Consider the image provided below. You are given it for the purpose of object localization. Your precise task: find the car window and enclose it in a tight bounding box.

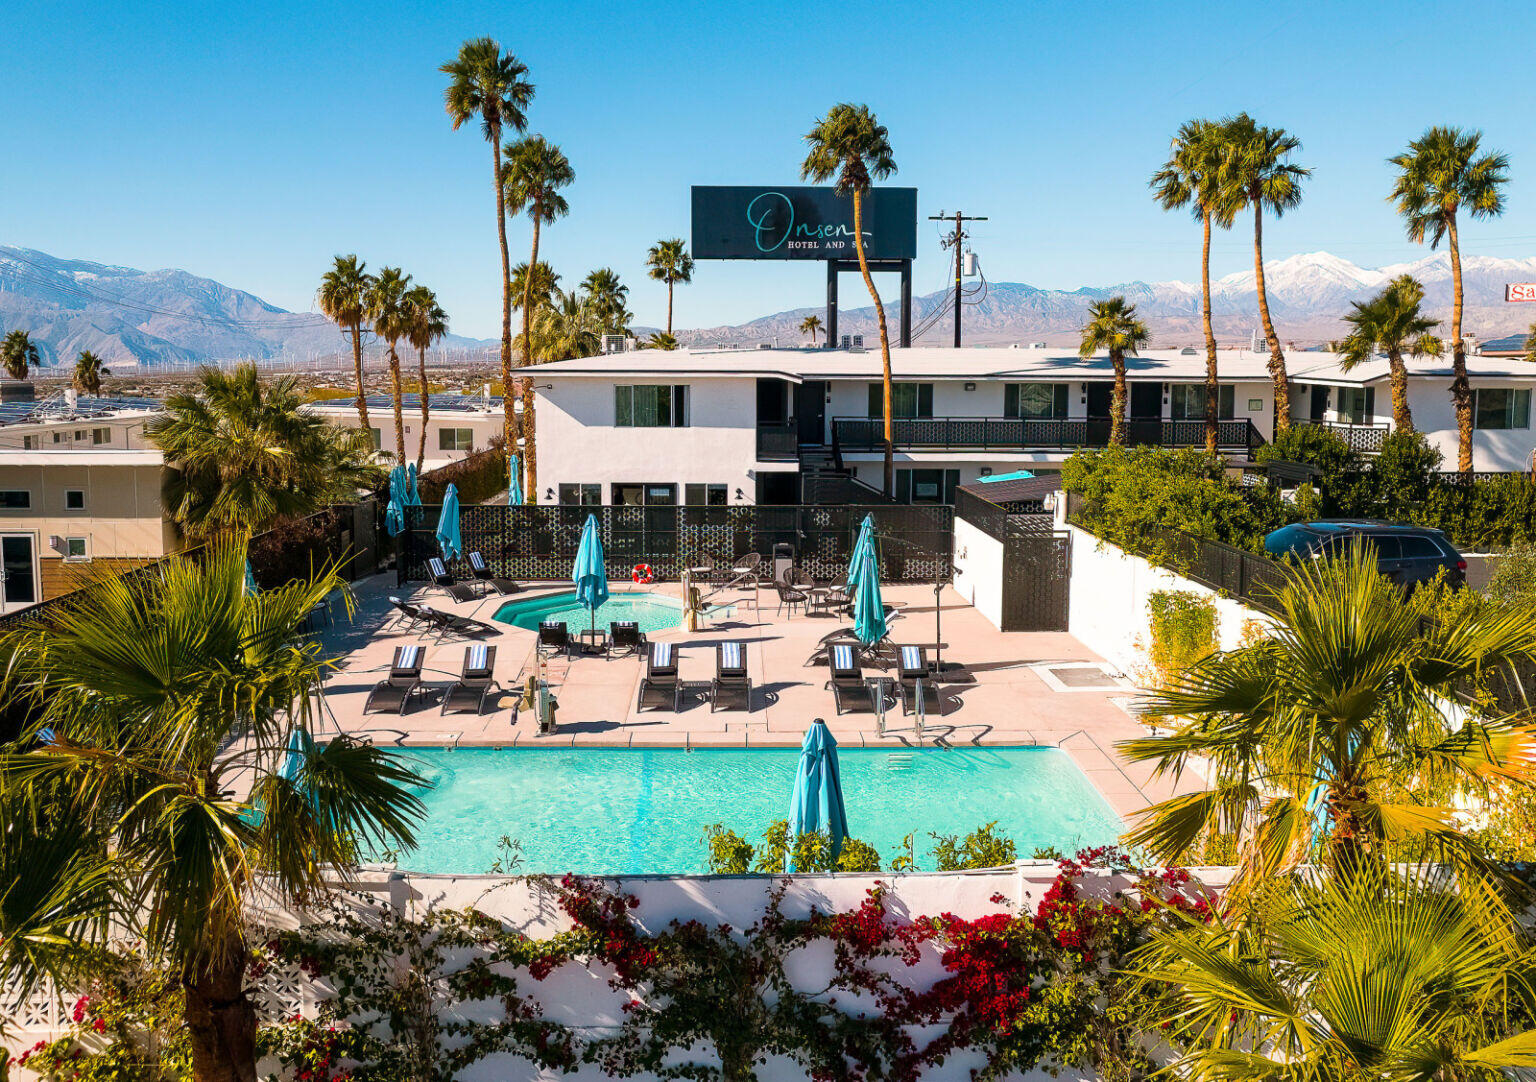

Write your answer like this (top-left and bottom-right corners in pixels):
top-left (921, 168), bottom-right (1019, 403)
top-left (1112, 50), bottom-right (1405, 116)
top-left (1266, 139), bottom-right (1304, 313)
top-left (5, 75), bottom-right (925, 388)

top-left (1398, 536), bottom-right (1443, 559)
top-left (1366, 536), bottom-right (1402, 560)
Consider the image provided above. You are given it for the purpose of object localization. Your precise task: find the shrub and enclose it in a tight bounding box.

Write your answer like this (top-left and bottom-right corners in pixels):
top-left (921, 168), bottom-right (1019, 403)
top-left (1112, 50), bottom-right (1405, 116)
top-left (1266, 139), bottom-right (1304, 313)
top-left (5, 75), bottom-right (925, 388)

top-left (931, 821), bottom-right (1018, 870)
top-left (702, 823), bottom-right (754, 874)
top-left (417, 438), bottom-right (508, 505)
top-left (1144, 590), bottom-right (1218, 691)
top-left (1256, 424), bottom-right (1361, 485)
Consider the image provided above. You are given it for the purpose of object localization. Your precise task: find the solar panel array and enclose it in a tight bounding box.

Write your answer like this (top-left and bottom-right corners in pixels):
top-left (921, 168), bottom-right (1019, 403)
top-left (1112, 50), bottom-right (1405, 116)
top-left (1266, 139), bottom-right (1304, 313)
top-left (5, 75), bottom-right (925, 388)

top-left (0, 395), bottom-right (163, 427)
top-left (354, 394), bottom-right (505, 411)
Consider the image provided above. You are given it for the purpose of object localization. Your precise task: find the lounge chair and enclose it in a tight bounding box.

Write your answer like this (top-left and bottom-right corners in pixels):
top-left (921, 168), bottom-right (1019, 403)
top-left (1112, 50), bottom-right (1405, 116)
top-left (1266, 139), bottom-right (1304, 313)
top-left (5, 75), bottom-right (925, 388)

top-left (538, 621), bottom-right (572, 660)
top-left (710, 642), bottom-right (751, 712)
top-left (826, 643), bottom-right (877, 715)
top-left (609, 620), bottom-right (647, 659)
top-left (416, 603), bottom-right (499, 642)
top-left (427, 557), bottom-right (481, 603)
top-left (896, 645), bottom-right (940, 716)
top-left (364, 645), bottom-right (425, 714)
top-left (442, 644), bottom-right (499, 714)
top-left (386, 595), bottom-right (435, 632)
top-left (637, 641), bottom-right (681, 711)
top-left (467, 551), bottom-right (521, 596)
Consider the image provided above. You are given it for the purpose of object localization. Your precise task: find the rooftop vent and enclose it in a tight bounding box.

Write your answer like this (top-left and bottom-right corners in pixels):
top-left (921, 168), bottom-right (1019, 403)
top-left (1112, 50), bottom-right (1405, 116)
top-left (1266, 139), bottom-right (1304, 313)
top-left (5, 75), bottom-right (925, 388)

top-left (1180, 347), bottom-right (1199, 355)
top-left (758, 342), bottom-right (773, 350)
top-left (601, 334), bottom-right (627, 354)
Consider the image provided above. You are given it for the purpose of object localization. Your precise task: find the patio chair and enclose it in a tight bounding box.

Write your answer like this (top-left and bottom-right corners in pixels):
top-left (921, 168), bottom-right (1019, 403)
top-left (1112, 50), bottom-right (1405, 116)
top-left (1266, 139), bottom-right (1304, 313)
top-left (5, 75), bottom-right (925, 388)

top-left (414, 603), bottom-right (499, 643)
top-left (710, 642), bottom-right (751, 712)
top-left (427, 556), bottom-right (480, 603)
top-left (364, 645), bottom-right (425, 714)
top-left (773, 580), bottom-right (808, 618)
top-left (609, 620), bottom-right (647, 659)
top-left (826, 643), bottom-right (876, 715)
top-left (441, 644), bottom-right (499, 714)
top-left (386, 595), bottom-right (434, 632)
top-left (637, 641), bottom-right (681, 711)
top-left (467, 551), bottom-right (521, 596)
top-left (538, 621), bottom-right (572, 660)
top-left (896, 645), bottom-right (940, 716)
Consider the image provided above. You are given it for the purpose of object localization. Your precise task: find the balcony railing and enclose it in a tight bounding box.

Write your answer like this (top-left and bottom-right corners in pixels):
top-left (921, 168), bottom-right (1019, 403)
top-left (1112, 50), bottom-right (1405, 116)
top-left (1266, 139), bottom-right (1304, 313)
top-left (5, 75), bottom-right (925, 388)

top-left (831, 416), bottom-right (1264, 455)
top-left (755, 421), bottom-right (799, 460)
top-left (1297, 420), bottom-right (1390, 454)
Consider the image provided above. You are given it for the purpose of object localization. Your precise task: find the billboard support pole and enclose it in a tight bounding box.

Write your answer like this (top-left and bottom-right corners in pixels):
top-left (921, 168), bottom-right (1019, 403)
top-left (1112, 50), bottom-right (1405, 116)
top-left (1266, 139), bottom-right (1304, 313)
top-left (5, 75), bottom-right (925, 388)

top-left (900, 259), bottom-right (912, 348)
top-left (827, 261), bottom-right (838, 349)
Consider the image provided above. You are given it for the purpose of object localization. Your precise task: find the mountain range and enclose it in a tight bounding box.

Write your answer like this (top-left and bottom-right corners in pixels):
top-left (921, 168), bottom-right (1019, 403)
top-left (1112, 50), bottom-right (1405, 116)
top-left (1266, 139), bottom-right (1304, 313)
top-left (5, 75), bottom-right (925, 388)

top-left (2, 244), bottom-right (1534, 366)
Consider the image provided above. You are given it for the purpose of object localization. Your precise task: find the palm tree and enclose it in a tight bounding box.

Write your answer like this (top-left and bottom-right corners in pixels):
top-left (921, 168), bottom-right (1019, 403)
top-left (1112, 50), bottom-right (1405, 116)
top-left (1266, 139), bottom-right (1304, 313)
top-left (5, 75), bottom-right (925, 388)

top-left (1120, 546), bottom-right (1536, 894)
top-left (644, 331), bottom-right (679, 351)
top-left (1220, 113), bottom-right (1309, 435)
top-left (0, 543), bottom-right (424, 1082)
top-left (316, 254), bottom-right (377, 433)
top-left (645, 238), bottom-right (694, 337)
top-left (1140, 866), bottom-right (1536, 1080)
top-left (799, 314), bottom-right (823, 346)
top-left (365, 267), bottom-right (413, 464)
top-left (531, 288), bottom-right (602, 362)
top-left (1525, 322), bottom-right (1536, 364)
top-left (801, 103), bottom-right (898, 494)
top-left (147, 364), bottom-right (382, 539)
top-left (1151, 119), bottom-right (1231, 454)
top-left (1078, 297), bottom-right (1150, 446)
top-left (503, 135), bottom-right (573, 504)
top-left (2, 329), bottom-right (40, 380)
top-left (581, 267), bottom-right (630, 335)
top-left (404, 285), bottom-right (449, 472)
top-left (1389, 126), bottom-right (1509, 471)
top-left (441, 38), bottom-right (534, 462)
top-left (1339, 274), bottom-right (1443, 432)
top-left (71, 349), bottom-right (110, 395)
top-left (510, 261), bottom-right (560, 318)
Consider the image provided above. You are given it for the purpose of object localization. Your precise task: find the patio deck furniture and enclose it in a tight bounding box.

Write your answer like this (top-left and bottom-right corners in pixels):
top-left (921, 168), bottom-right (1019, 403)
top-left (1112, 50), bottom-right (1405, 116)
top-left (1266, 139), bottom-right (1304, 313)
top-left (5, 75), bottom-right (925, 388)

top-left (386, 595), bottom-right (435, 632)
top-left (826, 643), bottom-right (878, 714)
top-left (773, 580), bottom-right (808, 618)
top-left (467, 551), bottom-right (521, 596)
top-left (427, 556), bottom-right (481, 603)
top-left (442, 644), bottom-right (499, 715)
top-left (364, 645), bottom-right (425, 714)
top-left (896, 645), bottom-right (940, 716)
top-left (538, 621), bottom-right (573, 660)
top-left (710, 642), bottom-right (751, 712)
top-left (637, 641), bottom-right (681, 711)
top-left (609, 620), bottom-right (647, 659)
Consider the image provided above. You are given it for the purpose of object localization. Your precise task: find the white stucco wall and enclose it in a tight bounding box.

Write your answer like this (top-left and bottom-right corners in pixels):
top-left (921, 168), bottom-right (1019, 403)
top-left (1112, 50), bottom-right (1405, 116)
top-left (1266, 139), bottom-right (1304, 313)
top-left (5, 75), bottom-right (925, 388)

top-left (951, 516), bottom-right (1006, 629)
top-left (1405, 378), bottom-right (1536, 472)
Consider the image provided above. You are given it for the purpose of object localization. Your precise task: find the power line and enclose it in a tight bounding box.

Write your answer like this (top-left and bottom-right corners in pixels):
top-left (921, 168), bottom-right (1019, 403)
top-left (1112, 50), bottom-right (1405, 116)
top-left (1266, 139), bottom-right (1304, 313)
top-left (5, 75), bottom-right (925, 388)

top-left (928, 210), bottom-right (988, 346)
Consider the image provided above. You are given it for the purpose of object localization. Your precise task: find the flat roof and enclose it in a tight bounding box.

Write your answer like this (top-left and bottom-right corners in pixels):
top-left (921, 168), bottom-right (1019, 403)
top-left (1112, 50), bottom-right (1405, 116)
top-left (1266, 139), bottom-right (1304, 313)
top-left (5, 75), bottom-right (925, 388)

top-left (0, 395), bottom-right (162, 428)
top-left (0, 449), bottom-right (164, 466)
top-left (305, 394), bottom-right (510, 414)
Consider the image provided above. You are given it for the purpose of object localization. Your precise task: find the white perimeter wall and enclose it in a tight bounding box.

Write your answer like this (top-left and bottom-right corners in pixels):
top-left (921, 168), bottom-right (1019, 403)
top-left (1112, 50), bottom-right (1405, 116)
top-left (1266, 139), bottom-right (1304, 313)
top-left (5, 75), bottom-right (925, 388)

top-left (1406, 378), bottom-right (1536, 472)
top-left (952, 516), bottom-right (1005, 629)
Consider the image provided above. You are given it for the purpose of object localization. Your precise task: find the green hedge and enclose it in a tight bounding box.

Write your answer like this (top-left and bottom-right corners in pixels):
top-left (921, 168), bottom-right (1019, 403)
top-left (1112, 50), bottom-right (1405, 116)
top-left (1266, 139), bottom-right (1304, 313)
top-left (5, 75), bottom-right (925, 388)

top-left (417, 439), bottom-right (508, 505)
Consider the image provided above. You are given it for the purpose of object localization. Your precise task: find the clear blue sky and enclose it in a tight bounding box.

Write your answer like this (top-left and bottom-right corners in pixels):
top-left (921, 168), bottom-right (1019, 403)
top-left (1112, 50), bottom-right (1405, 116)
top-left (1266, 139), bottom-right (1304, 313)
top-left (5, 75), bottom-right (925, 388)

top-left (3, 0), bottom-right (1534, 338)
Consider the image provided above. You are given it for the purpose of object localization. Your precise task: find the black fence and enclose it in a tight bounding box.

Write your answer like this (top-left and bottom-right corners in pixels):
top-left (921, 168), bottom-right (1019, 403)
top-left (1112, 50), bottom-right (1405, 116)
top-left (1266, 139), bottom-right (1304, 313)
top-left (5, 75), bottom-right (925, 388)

top-left (954, 486), bottom-right (1069, 630)
top-left (834, 416), bottom-right (1264, 456)
top-left (400, 503), bottom-right (954, 585)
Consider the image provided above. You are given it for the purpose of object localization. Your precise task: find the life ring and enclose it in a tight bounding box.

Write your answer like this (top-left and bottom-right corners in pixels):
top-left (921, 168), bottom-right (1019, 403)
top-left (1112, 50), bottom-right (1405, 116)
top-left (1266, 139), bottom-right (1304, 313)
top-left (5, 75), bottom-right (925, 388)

top-left (632, 563), bottom-right (655, 584)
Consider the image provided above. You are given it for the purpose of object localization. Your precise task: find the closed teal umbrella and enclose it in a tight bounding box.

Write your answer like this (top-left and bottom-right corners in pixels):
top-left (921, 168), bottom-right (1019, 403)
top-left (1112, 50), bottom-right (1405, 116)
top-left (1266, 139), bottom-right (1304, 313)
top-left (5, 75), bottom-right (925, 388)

top-left (788, 719), bottom-right (848, 869)
top-left (384, 464), bottom-right (406, 537)
top-left (509, 452), bottom-right (524, 506)
top-left (846, 513), bottom-right (877, 589)
top-left (405, 462), bottom-right (423, 506)
top-left (572, 513), bottom-right (609, 634)
top-left (850, 546), bottom-right (888, 647)
top-left (436, 482), bottom-right (463, 561)
top-left (243, 559), bottom-right (258, 596)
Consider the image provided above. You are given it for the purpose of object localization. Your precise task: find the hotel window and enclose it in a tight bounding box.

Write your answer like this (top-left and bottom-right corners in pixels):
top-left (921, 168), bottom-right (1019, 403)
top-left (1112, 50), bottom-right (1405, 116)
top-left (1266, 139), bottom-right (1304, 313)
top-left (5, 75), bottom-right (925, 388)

top-left (0, 491), bottom-right (30, 509)
top-left (684, 483), bottom-right (729, 506)
top-left (896, 468), bottom-right (959, 505)
top-left (1336, 387), bottom-right (1375, 426)
top-left (22, 435), bottom-right (36, 450)
top-left (92, 428), bottom-right (111, 445)
top-left (556, 483), bottom-right (602, 505)
top-left (65, 489), bottom-right (85, 510)
top-left (438, 427), bottom-right (474, 451)
top-left (1003, 383), bottom-right (1069, 420)
top-left (52, 431), bottom-right (62, 444)
top-left (64, 537), bottom-right (87, 560)
top-left (868, 382), bottom-right (933, 419)
top-left (1170, 384), bottom-right (1235, 420)
top-left (615, 385), bottom-right (689, 427)
top-left (1474, 388), bottom-right (1531, 430)
top-left (73, 429), bottom-right (87, 442)
top-left (369, 428), bottom-right (382, 450)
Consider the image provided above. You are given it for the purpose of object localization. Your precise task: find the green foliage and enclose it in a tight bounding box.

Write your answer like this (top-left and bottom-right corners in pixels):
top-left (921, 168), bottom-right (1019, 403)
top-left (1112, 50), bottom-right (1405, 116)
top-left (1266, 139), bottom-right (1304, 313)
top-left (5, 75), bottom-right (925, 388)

top-left (707, 819), bottom-right (1014, 873)
top-left (416, 440), bottom-right (508, 504)
top-left (931, 821), bottom-right (1018, 871)
top-left (1487, 543), bottom-right (1536, 605)
top-left (1145, 590), bottom-right (1218, 689)
top-left (702, 823), bottom-right (754, 874)
top-left (835, 838), bottom-right (883, 872)
top-left (1255, 423), bottom-right (1361, 483)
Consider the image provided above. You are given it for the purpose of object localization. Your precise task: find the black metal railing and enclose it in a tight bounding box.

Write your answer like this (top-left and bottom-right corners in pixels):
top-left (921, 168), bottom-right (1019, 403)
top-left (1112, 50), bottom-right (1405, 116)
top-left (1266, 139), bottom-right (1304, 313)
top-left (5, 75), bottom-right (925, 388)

top-left (1299, 420), bottom-right (1390, 454)
top-left (755, 421), bottom-right (799, 460)
top-left (832, 416), bottom-right (1263, 455)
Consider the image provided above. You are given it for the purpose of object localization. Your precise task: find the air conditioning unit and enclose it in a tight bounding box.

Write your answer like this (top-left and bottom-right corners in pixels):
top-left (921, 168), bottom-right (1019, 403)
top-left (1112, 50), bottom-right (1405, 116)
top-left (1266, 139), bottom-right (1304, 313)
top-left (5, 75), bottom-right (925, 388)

top-left (840, 335), bottom-right (852, 350)
top-left (852, 334), bottom-right (865, 349)
top-left (602, 334), bottom-right (627, 354)
top-left (758, 342), bottom-right (773, 350)
top-left (1180, 347), bottom-right (1198, 355)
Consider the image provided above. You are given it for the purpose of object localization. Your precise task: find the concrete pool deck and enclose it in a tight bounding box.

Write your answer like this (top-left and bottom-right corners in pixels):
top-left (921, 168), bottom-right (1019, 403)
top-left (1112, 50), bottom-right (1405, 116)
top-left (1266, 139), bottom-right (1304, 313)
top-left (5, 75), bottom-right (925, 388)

top-left (314, 573), bottom-right (1202, 822)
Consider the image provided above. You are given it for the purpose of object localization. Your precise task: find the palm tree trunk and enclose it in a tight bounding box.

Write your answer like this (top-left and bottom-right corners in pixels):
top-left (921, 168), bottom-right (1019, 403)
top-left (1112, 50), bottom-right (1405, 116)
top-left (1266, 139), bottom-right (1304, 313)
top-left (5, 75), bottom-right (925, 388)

top-left (1388, 348), bottom-right (1413, 431)
top-left (852, 190), bottom-right (895, 497)
top-left (1110, 350), bottom-right (1127, 446)
top-left (666, 280), bottom-right (674, 337)
top-left (1253, 202), bottom-right (1290, 435)
top-left (183, 951), bottom-right (258, 1082)
top-left (415, 345), bottom-right (430, 472)
top-left (1200, 210), bottom-right (1219, 455)
top-left (350, 323), bottom-right (370, 434)
top-left (492, 122), bottom-right (517, 484)
top-left (521, 215), bottom-right (541, 503)
top-left (386, 343), bottom-right (406, 464)
top-left (1448, 215), bottom-right (1472, 472)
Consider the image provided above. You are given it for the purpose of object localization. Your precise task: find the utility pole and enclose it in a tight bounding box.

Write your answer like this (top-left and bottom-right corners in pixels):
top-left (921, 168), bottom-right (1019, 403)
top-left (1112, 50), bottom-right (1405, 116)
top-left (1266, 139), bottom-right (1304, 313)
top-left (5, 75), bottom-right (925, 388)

top-left (928, 210), bottom-right (987, 347)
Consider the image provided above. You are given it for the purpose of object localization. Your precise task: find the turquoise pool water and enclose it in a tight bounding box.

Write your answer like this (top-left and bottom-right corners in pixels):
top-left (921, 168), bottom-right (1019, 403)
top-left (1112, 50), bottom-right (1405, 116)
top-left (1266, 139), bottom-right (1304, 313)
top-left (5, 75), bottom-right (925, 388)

top-left (389, 747), bottom-right (1123, 875)
top-left (493, 590), bottom-right (683, 635)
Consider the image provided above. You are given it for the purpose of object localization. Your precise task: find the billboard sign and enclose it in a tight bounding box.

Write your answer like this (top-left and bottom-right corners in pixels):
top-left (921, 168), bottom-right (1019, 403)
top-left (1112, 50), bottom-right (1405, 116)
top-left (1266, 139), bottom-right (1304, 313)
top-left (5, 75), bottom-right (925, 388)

top-left (691, 185), bottom-right (918, 261)
top-left (1507, 283), bottom-right (1536, 302)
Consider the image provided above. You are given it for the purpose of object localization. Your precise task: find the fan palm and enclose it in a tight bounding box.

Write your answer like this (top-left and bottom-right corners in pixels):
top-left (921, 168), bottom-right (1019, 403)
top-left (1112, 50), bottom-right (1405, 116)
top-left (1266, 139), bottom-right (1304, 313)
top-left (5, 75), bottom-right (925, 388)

top-left (645, 238), bottom-right (693, 337)
top-left (1138, 865), bottom-right (1536, 1081)
top-left (1525, 322), bottom-right (1536, 364)
top-left (581, 267), bottom-right (630, 335)
top-left (503, 135), bottom-right (573, 504)
top-left (1120, 545), bottom-right (1536, 898)
top-left (801, 103), bottom-right (898, 494)
top-left (1220, 113), bottom-right (1309, 435)
top-left (71, 349), bottom-right (110, 395)
top-left (799, 314), bottom-right (823, 346)
top-left (146, 363), bottom-right (382, 539)
top-left (2, 329), bottom-right (40, 380)
top-left (0, 543), bottom-right (425, 1082)
top-left (441, 38), bottom-right (534, 457)
top-left (644, 331), bottom-right (679, 351)
top-left (1389, 126), bottom-right (1509, 471)
top-left (531, 288), bottom-right (602, 362)
top-left (1151, 119), bottom-right (1232, 454)
top-left (316, 254), bottom-right (377, 433)
top-left (404, 285), bottom-right (449, 472)
top-left (365, 267), bottom-right (413, 464)
top-left (1079, 296), bottom-right (1150, 446)
top-left (511, 261), bottom-right (560, 316)
top-left (1339, 275), bottom-right (1443, 432)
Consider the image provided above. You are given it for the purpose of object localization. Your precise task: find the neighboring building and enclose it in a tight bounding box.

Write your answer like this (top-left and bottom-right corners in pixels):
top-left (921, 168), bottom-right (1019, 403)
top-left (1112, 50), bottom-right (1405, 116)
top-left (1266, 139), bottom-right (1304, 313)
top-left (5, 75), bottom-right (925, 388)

top-left (305, 393), bottom-right (515, 469)
top-left (1478, 332), bottom-right (1531, 359)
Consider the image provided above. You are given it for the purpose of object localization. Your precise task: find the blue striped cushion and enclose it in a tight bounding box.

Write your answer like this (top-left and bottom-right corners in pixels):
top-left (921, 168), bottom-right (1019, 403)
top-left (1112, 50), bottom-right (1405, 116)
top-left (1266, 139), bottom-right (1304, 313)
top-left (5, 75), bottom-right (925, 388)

top-left (721, 642), bottom-right (743, 670)
top-left (428, 557), bottom-right (447, 579)
top-left (652, 642), bottom-right (673, 668)
top-left (396, 645), bottom-right (422, 671)
top-left (541, 621), bottom-right (565, 636)
top-left (467, 644), bottom-right (489, 672)
top-left (901, 646), bottom-right (924, 673)
top-left (468, 552), bottom-right (487, 571)
top-left (832, 644), bottom-right (855, 672)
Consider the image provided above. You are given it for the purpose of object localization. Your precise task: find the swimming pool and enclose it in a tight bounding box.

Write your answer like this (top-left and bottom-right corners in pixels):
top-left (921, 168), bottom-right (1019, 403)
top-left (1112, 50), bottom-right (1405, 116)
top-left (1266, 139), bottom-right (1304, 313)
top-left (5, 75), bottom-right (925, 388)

top-left (493, 590), bottom-right (683, 635)
top-left (387, 747), bottom-right (1123, 875)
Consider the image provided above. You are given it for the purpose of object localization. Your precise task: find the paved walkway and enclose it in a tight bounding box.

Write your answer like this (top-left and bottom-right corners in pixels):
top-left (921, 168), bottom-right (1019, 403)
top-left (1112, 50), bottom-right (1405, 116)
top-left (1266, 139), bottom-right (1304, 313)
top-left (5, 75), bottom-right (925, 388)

top-left (314, 573), bottom-right (1200, 820)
